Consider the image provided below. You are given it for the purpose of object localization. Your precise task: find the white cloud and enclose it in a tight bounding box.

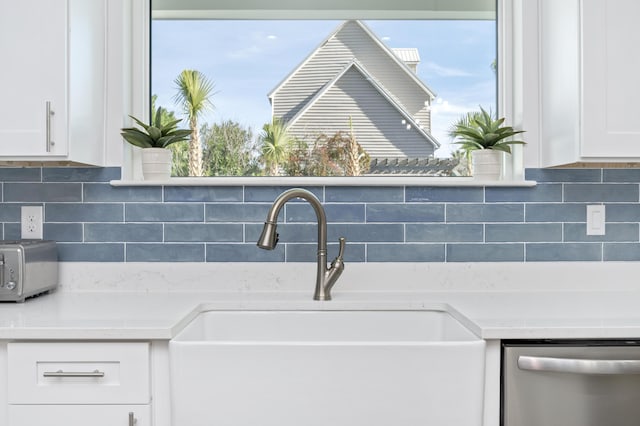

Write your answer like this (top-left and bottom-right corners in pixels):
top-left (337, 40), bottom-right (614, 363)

top-left (227, 45), bottom-right (264, 60)
top-left (225, 32), bottom-right (280, 60)
top-left (424, 61), bottom-right (472, 78)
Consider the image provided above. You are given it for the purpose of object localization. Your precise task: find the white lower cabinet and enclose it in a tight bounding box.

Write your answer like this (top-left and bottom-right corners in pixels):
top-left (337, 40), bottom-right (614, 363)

top-left (7, 342), bottom-right (151, 426)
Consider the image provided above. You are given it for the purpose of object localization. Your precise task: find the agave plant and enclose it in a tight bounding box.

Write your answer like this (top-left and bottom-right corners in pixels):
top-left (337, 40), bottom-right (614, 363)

top-left (449, 107), bottom-right (525, 154)
top-left (120, 108), bottom-right (191, 149)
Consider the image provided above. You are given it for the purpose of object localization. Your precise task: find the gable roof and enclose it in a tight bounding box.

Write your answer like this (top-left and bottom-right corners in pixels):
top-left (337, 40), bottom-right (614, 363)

top-left (286, 60), bottom-right (440, 150)
top-left (268, 20), bottom-right (436, 101)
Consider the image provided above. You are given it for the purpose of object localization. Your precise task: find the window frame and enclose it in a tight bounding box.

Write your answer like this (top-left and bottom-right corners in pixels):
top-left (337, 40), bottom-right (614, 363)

top-left (119, 0), bottom-right (531, 186)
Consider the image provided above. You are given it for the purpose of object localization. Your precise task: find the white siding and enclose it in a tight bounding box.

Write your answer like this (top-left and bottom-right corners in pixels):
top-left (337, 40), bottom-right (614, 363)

top-left (273, 20), bottom-right (433, 132)
top-left (288, 67), bottom-right (435, 159)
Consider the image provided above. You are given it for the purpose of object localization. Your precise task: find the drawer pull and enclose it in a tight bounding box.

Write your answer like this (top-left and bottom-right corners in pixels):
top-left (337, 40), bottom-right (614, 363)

top-left (43, 369), bottom-right (105, 378)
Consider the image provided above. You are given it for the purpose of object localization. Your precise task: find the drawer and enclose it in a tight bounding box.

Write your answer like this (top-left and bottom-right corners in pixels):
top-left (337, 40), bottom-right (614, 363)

top-left (9, 404), bottom-right (151, 426)
top-left (8, 342), bottom-right (149, 404)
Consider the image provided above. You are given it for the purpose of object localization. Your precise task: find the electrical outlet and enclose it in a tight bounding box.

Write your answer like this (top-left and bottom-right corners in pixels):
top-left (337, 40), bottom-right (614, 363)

top-left (21, 206), bottom-right (43, 239)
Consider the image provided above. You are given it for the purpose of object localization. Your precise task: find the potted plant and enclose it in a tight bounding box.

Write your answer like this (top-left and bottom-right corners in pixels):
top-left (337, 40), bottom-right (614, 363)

top-left (449, 107), bottom-right (525, 180)
top-left (120, 108), bottom-right (191, 180)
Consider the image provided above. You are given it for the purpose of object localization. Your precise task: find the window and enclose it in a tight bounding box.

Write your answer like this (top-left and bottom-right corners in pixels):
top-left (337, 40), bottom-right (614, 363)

top-left (149, 0), bottom-right (499, 178)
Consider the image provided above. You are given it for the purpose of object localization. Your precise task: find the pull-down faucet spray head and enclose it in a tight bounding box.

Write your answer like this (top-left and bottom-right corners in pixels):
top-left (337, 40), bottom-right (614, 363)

top-left (257, 221), bottom-right (279, 250)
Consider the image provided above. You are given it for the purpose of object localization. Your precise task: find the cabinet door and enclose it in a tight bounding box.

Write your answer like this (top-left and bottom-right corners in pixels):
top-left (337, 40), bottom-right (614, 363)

top-left (582, 0), bottom-right (640, 157)
top-left (0, 0), bottom-right (68, 156)
top-left (9, 405), bottom-right (151, 426)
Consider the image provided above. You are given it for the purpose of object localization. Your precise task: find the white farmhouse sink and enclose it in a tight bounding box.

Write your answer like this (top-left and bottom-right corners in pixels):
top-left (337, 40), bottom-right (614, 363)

top-left (170, 309), bottom-right (485, 426)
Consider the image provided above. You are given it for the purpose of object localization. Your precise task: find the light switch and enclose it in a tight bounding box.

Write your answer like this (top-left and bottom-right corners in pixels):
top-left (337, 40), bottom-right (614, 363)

top-left (586, 205), bottom-right (605, 236)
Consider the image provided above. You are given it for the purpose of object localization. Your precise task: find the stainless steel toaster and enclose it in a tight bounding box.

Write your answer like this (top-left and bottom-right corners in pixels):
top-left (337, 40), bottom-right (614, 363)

top-left (0, 240), bottom-right (58, 302)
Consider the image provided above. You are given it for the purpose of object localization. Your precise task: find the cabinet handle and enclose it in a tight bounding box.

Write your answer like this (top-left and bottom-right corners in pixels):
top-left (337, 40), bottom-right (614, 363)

top-left (43, 369), bottom-right (105, 377)
top-left (129, 412), bottom-right (137, 426)
top-left (518, 355), bottom-right (640, 375)
top-left (46, 101), bottom-right (55, 152)
top-left (0, 254), bottom-right (4, 288)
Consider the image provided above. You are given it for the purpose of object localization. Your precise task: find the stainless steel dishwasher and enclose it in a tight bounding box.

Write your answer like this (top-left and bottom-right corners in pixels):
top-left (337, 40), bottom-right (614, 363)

top-left (502, 340), bottom-right (640, 426)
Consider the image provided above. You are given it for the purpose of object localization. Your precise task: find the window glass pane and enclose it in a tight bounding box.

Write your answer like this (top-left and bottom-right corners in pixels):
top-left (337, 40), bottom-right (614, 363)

top-left (151, 6), bottom-right (496, 177)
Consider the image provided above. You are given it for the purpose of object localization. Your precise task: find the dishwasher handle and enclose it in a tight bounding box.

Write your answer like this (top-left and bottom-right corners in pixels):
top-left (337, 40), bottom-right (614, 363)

top-left (518, 355), bottom-right (640, 375)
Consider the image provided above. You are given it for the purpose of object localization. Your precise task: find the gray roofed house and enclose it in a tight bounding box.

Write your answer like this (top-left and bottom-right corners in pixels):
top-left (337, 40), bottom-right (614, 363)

top-left (268, 20), bottom-right (440, 164)
top-left (392, 48), bottom-right (421, 73)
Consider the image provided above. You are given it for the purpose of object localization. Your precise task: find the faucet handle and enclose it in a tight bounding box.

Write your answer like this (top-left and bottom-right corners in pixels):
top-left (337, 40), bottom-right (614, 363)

top-left (336, 237), bottom-right (346, 260)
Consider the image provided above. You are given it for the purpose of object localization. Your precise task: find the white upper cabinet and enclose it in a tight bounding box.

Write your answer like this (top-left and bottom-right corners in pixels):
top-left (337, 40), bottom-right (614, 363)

top-left (0, 0), bottom-right (67, 157)
top-left (539, 0), bottom-right (640, 166)
top-left (0, 0), bottom-right (106, 165)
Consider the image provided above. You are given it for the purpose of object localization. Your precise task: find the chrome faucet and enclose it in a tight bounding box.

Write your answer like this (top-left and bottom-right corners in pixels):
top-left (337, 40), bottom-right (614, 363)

top-left (256, 188), bottom-right (346, 301)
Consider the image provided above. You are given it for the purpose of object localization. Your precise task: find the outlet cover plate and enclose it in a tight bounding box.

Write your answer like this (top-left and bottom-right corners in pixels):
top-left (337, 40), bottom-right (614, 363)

top-left (21, 205), bottom-right (43, 239)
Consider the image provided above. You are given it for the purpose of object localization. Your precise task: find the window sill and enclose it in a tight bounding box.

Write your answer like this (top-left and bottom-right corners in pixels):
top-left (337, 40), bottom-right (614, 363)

top-left (110, 176), bottom-right (537, 187)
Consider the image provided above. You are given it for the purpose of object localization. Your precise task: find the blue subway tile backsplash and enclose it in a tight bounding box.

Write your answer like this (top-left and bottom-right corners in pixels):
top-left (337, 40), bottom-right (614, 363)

top-left (604, 243), bottom-right (640, 261)
top-left (325, 186), bottom-right (403, 202)
top-left (405, 187), bottom-right (483, 202)
top-left (367, 243), bottom-right (445, 262)
top-left (47, 203), bottom-right (124, 223)
top-left (0, 167), bottom-right (41, 182)
top-left (164, 223), bottom-right (243, 243)
top-left (206, 243), bottom-right (285, 262)
top-left (484, 184), bottom-right (562, 202)
top-left (447, 243), bottom-right (524, 262)
top-left (83, 184), bottom-right (162, 202)
top-left (3, 166), bottom-right (640, 262)
top-left (406, 224), bottom-right (483, 242)
top-left (44, 223), bottom-right (84, 242)
top-left (4, 183), bottom-right (82, 202)
top-left (164, 186), bottom-right (243, 202)
top-left (485, 223), bottom-right (563, 243)
top-left (524, 203), bottom-right (587, 222)
top-left (524, 168), bottom-right (602, 182)
top-left (126, 243), bottom-right (205, 262)
top-left (446, 204), bottom-right (524, 223)
top-left (42, 167), bottom-right (120, 182)
top-left (286, 203), bottom-right (365, 223)
top-left (366, 204), bottom-right (444, 222)
top-left (125, 203), bottom-right (203, 222)
top-left (57, 243), bottom-right (125, 262)
top-left (525, 243), bottom-right (602, 262)
top-left (603, 169), bottom-right (640, 183)
top-left (564, 183), bottom-right (640, 202)
top-left (205, 203), bottom-right (272, 222)
top-left (605, 204), bottom-right (640, 222)
top-left (85, 223), bottom-right (164, 243)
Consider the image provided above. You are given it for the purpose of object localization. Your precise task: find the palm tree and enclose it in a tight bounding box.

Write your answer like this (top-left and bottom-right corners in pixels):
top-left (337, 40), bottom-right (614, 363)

top-left (451, 149), bottom-right (471, 176)
top-left (345, 116), bottom-right (369, 176)
top-left (173, 70), bottom-right (215, 176)
top-left (259, 119), bottom-right (292, 175)
top-left (447, 110), bottom-right (484, 141)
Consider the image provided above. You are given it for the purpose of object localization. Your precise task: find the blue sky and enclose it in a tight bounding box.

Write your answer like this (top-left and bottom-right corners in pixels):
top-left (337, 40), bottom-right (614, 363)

top-left (151, 19), bottom-right (496, 157)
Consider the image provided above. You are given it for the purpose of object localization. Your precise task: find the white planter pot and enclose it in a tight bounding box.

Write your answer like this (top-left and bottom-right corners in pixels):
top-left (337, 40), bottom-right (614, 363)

top-left (471, 150), bottom-right (504, 181)
top-left (141, 148), bottom-right (172, 181)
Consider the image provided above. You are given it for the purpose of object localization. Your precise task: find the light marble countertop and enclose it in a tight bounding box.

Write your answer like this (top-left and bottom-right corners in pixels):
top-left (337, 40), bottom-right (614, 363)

top-left (2, 262), bottom-right (640, 341)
